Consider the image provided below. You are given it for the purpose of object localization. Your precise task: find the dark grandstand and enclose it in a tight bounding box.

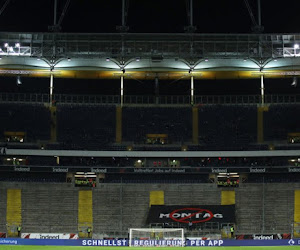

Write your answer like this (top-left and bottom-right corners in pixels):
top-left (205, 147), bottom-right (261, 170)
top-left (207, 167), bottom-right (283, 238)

top-left (0, 0), bottom-right (300, 243)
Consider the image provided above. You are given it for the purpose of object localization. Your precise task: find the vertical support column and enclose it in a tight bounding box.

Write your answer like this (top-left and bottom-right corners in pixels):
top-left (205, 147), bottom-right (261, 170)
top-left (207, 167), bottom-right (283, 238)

top-left (190, 75), bottom-right (194, 105)
top-left (192, 107), bottom-right (199, 144)
top-left (78, 190), bottom-right (93, 238)
top-left (257, 106), bottom-right (264, 143)
top-left (294, 190), bottom-right (300, 238)
top-left (155, 77), bottom-right (159, 104)
top-left (50, 106), bottom-right (57, 142)
top-left (221, 191), bottom-right (235, 205)
top-left (149, 191), bottom-right (164, 207)
top-left (50, 73), bottom-right (54, 107)
top-left (260, 75), bottom-right (264, 105)
top-left (6, 189), bottom-right (21, 237)
top-left (116, 106), bottom-right (122, 143)
top-left (120, 75), bottom-right (124, 107)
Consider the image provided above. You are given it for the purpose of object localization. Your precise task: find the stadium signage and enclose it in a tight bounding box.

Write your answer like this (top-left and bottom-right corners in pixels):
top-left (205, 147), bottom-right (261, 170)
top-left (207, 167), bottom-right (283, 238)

top-left (21, 233), bottom-right (78, 239)
top-left (14, 167), bottom-right (30, 172)
top-left (52, 168), bottom-right (68, 173)
top-left (236, 234), bottom-right (291, 240)
top-left (82, 239), bottom-right (127, 246)
top-left (212, 168), bottom-right (227, 173)
top-left (147, 205), bottom-right (235, 224)
top-left (253, 235), bottom-right (274, 240)
top-left (288, 167), bottom-right (300, 172)
top-left (133, 168), bottom-right (186, 173)
top-left (249, 168), bottom-right (266, 173)
top-left (91, 168), bottom-right (107, 173)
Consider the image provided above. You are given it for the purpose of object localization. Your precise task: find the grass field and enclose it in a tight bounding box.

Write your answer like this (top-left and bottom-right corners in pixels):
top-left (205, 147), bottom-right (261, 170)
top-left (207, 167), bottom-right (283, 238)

top-left (0, 247), bottom-right (300, 250)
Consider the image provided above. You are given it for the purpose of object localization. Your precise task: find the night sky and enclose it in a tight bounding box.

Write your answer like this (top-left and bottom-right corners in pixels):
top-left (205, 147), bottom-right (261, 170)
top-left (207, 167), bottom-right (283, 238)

top-left (0, 0), bottom-right (299, 33)
top-left (0, 0), bottom-right (300, 95)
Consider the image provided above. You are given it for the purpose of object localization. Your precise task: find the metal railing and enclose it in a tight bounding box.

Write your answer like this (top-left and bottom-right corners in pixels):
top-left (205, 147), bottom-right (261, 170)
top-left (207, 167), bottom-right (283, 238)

top-left (1, 92), bottom-right (300, 105)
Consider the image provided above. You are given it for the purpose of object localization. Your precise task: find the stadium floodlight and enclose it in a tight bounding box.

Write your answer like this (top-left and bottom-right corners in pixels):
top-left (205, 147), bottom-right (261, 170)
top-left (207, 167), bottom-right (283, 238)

top-left (291, 77), bottom-right (297, 87)
top-left (16, 76), bottom-right (22, 85)
top-left (129, 228), bottom-right (185, 247)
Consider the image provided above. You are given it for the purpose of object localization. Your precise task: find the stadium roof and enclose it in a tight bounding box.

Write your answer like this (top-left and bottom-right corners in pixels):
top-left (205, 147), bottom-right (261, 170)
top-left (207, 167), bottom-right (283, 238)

top-left (1, 32), bottom-right (300, 80)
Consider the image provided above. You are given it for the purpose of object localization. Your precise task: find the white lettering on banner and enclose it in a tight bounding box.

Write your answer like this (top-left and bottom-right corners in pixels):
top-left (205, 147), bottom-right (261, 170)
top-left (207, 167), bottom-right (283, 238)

top-left (132, 240), bottom-right (184, 246)
top-left (21, 233), bottom-right (78, 239)
top-left (190, 240), bottom-right (223, 246)
top-left (253, 235), bottom-right (274, 240)
top-left (14, 167), bottom-right (30, 172)
top-left (91, 168), bottom-right (107, 173)
top-left (0, 239), bottom-right (17, 245)
top-left (212, 168), bottom-right (227, 173)
top-left (289, 167), bottom-right (300, 173)
top-left (82, 240), bottom-right (126, 246)
top-left (52, 168), bottom-right (68, 173)
top-left (250, 168), bottom-right (266, 173)
top-left (159, 213), bottom-right (223, 219)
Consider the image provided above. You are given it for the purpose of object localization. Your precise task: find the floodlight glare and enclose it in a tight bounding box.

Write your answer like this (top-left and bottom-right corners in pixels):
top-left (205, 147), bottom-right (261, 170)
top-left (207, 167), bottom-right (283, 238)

top-left (15, 43), bottom-right (20, 48)
top-left (16, 76), bottom-right (22, 85)
top-left (294, 44), bottom-right (299, 49)
top-left (4, 43), bottom-right (8, 48)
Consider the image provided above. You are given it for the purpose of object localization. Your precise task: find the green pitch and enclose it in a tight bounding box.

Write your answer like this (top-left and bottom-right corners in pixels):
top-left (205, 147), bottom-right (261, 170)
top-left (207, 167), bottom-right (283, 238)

top-left (0, 247), bottom-right (300, 250)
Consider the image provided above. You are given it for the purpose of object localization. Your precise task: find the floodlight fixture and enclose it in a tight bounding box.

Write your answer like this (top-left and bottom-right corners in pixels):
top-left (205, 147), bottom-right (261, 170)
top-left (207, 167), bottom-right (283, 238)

top-left (291, 77), bottom-right (297, 87)
top-left (16, 76), bottom-right (22, 85)
top-left (294, 44), bottom-right (299, 49)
